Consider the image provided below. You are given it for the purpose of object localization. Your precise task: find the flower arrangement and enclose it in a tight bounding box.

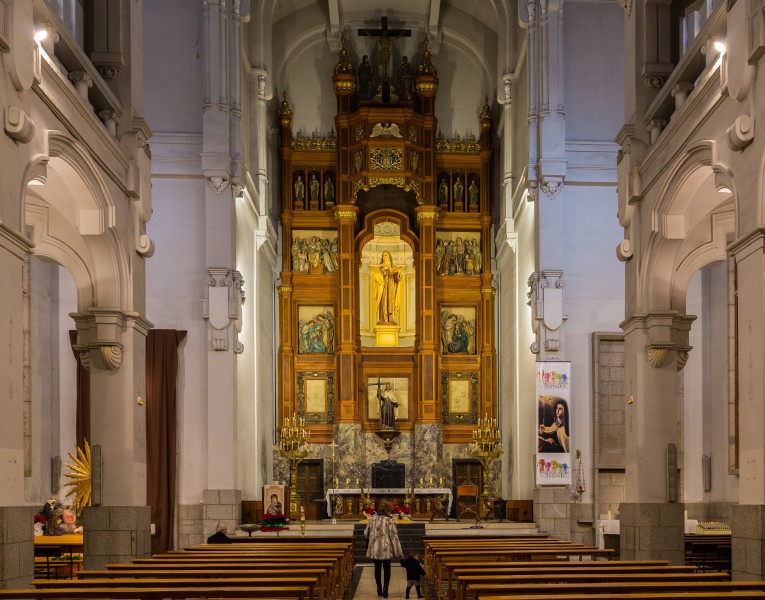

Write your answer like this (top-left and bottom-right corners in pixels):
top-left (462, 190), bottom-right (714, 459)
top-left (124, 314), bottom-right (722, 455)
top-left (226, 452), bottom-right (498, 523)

top-left (364, 506), bottom-right (376, 516)
top-left (34, 514), bottom-right (47, 525)
top-left (259, 512), bottom-right (289, 532)
top-left (391, 505), bottom-right (411, 520)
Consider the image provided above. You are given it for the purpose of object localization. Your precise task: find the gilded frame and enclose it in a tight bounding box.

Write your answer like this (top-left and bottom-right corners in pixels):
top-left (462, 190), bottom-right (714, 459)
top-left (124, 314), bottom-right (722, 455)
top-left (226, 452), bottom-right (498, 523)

top-left (297, 371), bottom-right (335, 424)
top-left (441, 371), bottom-right (478, 425)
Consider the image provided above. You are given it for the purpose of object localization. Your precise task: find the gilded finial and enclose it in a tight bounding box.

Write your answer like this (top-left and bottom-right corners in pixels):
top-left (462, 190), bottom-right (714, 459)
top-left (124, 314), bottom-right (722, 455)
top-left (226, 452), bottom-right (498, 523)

top-left (480, 96), bottom-right (491, 121)
top-left (417, 34), bottom-right (438, 76)
top-left (333, 33), bottom-right (354, 75)
top-left (279, 91), bottom-right (293, 125)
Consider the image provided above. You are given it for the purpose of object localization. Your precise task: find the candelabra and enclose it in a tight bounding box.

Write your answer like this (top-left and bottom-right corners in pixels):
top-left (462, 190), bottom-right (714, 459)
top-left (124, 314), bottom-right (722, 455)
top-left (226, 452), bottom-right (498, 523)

top-left (276, 413), bottom-right (310, 509)
top-left (470, 413), bottom-right (503, 498)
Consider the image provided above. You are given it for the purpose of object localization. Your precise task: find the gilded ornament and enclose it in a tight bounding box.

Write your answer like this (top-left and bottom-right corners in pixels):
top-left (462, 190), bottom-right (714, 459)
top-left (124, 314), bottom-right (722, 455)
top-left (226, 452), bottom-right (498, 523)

top-left (415, 80), bottom-right (438, 94)
top-left (480, 96), bottom-right (491, 121)
top-left (333, 34), bottom-right (355, 75)
top-left (481, 286), bottom-right (497, 296)
top-left (64, 440), bottom-right (92, 510)
top-left (416, 209), bottom-right (439, 221)
top-left (436, 132), bottom-right (481, 154)
top-left (334, 209), bottom-right (358, 222)
top-left (368, 176), bottom-right (405, 188)
top-left (352, 179), bottom-right (364, 198)
top-left (291, 130), bottom-right (337, 150)
top-left (333, 78), bottom-right (356, 93)
top-left (417, 35), bottom-right (438, 76)
top-left (369, 147), bottom-right (403, 170)
top-left (409, 126), bottom-right (418, 142)
top-left (277, 285), bottom-right (293, 296)
top-left (355, 125), bottom-right (365, 142)
top-left (278, 91), bottom-right (293, 125)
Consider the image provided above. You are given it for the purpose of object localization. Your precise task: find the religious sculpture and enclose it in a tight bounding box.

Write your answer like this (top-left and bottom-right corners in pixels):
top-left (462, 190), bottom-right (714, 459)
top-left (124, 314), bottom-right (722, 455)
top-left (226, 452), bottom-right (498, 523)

top-left (436, 236), bottom-right (482, 276)
top-left (397, 56), bottom-right (414, 101)
top-left (291, 235), bottom-right (339, 274)
top-left (309, 174), bottom-right (320, 203)
top-left (298, 310), bottom-right (334, 354)
top-left (358, 55), bottom-right (374, 101)
top-left (468, 179), bottom-right (479, 207)
top-left (355, 150), bottom-right (364, 173)
top-left (410, 151), bottom-right (419, 174)
top-left (372, 251), bottom-right (403, 325)
top-left (294, 175), bottom-right (305, 204)
top-left (438, 177), bottom-right (449, 205)
top-left (441, 312), bottom-right (477, 354)
top-left (378, 382), bottom-right (399, 429)
top-left (453, 176), bottom-right (464, 204)
top-left (324, 176), bottom-right (335, 205)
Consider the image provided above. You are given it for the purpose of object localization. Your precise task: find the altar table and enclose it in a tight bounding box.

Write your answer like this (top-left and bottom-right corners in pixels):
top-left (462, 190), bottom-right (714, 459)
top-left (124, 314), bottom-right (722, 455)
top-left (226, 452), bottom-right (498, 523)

top-left (325, 488), bottom-right (453, 517)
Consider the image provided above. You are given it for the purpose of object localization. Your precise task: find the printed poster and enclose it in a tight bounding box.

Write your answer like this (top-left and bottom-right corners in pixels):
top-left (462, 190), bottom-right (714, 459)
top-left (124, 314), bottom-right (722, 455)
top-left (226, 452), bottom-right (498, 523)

top-left (535, 361), bottom-right (572, 485)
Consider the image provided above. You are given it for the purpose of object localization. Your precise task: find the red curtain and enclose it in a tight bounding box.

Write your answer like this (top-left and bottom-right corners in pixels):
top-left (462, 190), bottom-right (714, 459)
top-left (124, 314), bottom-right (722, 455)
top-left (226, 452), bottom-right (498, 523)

top-left (146, 329), bottom-right (186, 554)
top-left (68, 331), bottom-right (90, 448)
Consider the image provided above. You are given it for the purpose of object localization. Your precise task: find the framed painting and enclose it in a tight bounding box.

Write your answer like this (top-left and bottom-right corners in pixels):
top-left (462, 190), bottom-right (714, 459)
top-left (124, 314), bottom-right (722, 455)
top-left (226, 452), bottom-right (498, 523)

top-left (367, 377), bottom-right (409, 423)
top-left (263, 484), bottom-right (289, 519)
top-left (441, 371), bottom-right (478, 425)
top-left (297, 306), bottom-right (334, 354)
top-left (297, 371), bottom-right (334, 424)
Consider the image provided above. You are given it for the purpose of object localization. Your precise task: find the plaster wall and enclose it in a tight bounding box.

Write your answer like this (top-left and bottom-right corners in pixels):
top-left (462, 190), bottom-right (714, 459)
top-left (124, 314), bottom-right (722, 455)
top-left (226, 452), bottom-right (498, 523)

top-left (56, 267), bottom-right (78, 494)
top-left (561, 184), bottom-right (624, 500)
top-left (146, 174), bottom-right (207, 504)
top-left (143, 0), bottom-right (204, 133)
top-left (684, 270), bottom-right (703, 501)
top-left (563, 2), bottom-right (624, 141)
top-left (26, 257), bottom-right (58, 505)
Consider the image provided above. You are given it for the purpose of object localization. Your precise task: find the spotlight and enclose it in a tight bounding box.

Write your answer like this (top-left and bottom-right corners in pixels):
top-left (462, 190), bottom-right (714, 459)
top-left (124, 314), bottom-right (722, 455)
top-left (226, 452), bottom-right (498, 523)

top-left (33, 28), bottom-right (48, 43)
top-left (713, 39), bottom-right (727, 54)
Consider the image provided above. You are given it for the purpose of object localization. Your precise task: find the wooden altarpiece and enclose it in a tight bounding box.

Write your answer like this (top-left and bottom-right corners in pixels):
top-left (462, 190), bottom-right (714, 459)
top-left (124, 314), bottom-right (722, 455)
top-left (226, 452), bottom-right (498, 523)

top-left (276, 36), bottom-right (497, 453)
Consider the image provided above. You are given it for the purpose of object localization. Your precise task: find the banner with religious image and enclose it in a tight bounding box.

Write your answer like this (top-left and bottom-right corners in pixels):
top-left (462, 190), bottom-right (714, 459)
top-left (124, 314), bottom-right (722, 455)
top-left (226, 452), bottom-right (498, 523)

top-left (535, 361), bottom-right (572, 485)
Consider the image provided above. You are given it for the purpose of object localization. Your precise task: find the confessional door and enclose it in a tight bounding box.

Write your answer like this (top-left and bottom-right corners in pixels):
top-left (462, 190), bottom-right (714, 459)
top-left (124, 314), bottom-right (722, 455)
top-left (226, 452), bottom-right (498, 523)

top-left (297, 459), bottom-right (324, 520)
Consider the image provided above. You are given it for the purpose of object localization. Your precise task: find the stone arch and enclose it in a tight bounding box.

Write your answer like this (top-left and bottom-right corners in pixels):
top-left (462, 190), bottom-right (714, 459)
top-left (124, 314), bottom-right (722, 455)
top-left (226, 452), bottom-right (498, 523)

top-left (22, 130), bottom-right (129, 312)
top-left (642, 141), bottom-right (736, 314)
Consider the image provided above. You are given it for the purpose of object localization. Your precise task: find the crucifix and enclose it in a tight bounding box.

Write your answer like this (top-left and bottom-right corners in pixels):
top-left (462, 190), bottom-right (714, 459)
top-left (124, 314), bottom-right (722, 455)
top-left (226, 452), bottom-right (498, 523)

top-left (358, 16), bottom-right (411, 81)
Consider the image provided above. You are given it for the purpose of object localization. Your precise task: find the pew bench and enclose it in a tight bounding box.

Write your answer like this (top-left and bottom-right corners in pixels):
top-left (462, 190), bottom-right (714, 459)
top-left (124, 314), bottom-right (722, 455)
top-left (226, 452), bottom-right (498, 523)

top-left (33, 576), bottom-right (319, 600)
top-left (458, 571), bottom-right (730, 600)
top-left (478, 593), bottom-right (765, 600)
top-left (0, 588), bottom-right (309, 600)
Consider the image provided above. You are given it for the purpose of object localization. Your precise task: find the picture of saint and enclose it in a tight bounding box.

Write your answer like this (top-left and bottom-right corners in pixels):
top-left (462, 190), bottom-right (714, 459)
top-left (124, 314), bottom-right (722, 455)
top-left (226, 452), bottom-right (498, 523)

top-left (538, 398), bottom-right (569, 453)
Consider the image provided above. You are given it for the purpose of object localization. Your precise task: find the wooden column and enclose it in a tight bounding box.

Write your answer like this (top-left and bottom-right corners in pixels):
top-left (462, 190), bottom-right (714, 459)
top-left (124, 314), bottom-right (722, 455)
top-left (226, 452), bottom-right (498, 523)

top-left (479, 284), bottom-right (497, 418)
top-left (277, 284), bottom-right (295, 418)
top-left (333, 205), bottom-right (359, 421)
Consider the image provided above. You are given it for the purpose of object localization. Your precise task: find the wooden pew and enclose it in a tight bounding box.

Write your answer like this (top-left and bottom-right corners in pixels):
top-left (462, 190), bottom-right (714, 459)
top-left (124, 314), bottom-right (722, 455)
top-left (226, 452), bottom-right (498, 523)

top-left (459, 571), bottom-right (730, 600)
top-left (74, 568), bottom-right (331, 600)
top-left (0, 588), bottom-right (309, 600)
top-left (96, 561), bottom-right (340, 599)
top-left (464, 580), bottom-right (765, 599)
top-left (445, 562), bottom-right (692, 600)
top-left (34, 576), bottom-right (319, 600)
top-left (478, 594), bottom-right (765, 600)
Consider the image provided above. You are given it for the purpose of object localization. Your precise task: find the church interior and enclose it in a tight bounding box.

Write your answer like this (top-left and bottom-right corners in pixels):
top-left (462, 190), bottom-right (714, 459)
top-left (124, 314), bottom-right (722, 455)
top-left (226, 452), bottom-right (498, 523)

top-left (2, 0), bottom-right (765, 590)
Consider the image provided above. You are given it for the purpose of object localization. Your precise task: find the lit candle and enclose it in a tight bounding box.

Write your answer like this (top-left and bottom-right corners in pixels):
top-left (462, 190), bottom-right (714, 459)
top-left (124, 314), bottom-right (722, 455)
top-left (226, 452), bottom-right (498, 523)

top-left (300, 506), bottom-right (305, 521)
top-left (439, 477), bottom-right (443, 487)
top-left (345, 477), bottom-right (350, 487)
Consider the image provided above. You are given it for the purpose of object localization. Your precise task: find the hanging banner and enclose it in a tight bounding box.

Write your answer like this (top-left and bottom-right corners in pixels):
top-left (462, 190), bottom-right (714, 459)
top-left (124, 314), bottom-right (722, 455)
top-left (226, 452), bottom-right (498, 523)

top-left (535, 361), bottom-right (572, 485)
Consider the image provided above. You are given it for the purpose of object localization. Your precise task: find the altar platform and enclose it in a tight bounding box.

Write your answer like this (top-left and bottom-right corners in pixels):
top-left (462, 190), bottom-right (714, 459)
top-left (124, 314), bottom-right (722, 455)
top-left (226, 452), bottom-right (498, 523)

top-left (236, 519), bottom-right (539, 538)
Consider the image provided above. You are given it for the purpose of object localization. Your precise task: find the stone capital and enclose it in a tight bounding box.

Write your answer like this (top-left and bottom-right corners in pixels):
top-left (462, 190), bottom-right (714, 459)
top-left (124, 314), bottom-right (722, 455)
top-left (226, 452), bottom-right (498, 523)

top-left (203, 269), bottom-right (245, 353)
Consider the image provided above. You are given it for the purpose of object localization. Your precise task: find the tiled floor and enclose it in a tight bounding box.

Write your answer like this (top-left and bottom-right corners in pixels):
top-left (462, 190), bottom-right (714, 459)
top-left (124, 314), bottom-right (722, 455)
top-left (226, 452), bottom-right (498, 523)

top-left (352, 565), bottom-right (427, 599)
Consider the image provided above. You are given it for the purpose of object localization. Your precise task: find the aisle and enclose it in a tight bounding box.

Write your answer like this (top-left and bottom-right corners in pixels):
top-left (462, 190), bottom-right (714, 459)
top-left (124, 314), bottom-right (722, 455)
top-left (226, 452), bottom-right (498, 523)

top-left (352, 565), bottom-right (425, 599)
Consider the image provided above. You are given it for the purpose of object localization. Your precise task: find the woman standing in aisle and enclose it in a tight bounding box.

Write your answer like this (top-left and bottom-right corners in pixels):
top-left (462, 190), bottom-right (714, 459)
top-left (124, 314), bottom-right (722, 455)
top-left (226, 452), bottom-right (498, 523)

top-left (365, 501), bottom-right (403, 597)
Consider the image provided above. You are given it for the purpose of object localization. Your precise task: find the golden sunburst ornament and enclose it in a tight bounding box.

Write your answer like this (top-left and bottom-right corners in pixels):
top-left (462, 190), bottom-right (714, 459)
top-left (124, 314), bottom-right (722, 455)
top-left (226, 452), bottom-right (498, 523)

top-left (64, 440), bottom-right (92, 511)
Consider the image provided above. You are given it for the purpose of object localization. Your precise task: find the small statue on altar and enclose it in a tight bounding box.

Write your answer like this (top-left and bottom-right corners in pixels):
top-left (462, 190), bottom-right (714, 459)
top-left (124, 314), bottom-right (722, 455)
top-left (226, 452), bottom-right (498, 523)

top-left (334, 494), bottom-right (344, 516)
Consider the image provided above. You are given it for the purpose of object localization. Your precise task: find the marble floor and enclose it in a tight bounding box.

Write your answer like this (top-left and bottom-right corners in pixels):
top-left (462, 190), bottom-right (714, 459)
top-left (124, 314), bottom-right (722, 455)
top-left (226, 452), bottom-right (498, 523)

top-left (350, 565), bottom-right (427, 599)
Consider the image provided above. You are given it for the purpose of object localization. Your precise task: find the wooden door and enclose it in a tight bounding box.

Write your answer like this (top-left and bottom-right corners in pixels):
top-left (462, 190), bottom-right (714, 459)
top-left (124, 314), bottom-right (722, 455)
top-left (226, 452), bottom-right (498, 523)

top-left (452, 459), bottom-right (483, 518)
top-left (297, 459), bottom-right (324, 520)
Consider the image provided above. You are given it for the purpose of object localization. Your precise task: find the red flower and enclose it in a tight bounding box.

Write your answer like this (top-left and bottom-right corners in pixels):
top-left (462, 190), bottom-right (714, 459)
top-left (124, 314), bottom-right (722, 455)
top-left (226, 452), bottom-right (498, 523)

top-left (392, 505), bottom-right (410, 515)
top-left (34, 514), bottom-right (47, 524)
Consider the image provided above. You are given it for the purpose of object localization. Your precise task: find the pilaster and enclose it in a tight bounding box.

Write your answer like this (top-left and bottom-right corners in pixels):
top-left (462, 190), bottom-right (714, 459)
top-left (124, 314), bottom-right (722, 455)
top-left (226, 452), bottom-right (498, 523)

top-left (0, 507), bottom-right (35, 589)
top-left (619, 502), bottom-right (683, 563)
top-left (334, 206), bottom-right (359, 421)
top-left (415, 206), bottom-right (439, 422)
top-left (83, 506), bottom-right (151, 570)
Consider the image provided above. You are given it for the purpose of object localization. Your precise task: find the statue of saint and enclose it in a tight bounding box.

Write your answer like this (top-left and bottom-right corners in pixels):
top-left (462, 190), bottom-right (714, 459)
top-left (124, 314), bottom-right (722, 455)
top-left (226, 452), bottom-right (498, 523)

top-left (294, 175), bottom-right (305, 204)
top-left (468, 179), bottom-right (479, 206)
top-left (372, 251), bottom-right (403, 325)
top-left (358, 55), bottom-right (374, 101)
top-left (453, 176), bottom-right (464, 204)
top-left (397, 56), bottom-right (414, 101)
top-left (378, 383), bottom-right (399, 429)
top-left (438, 178), bottom-right (449, 205)
top-left (309, 174), bottom-right (320, 202)
top-left (324, 176), bottom-right (335, 205)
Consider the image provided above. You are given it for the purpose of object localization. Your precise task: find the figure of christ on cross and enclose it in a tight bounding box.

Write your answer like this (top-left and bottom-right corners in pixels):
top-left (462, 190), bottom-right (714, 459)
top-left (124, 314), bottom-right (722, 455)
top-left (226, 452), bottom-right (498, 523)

top-left (358, 16), bottom-right (411, 82)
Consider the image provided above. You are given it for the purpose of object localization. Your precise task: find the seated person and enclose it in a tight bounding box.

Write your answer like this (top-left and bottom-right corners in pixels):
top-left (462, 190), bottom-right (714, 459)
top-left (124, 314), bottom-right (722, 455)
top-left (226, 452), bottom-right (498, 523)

top-left (207, 522), bottom-right (232, 543)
